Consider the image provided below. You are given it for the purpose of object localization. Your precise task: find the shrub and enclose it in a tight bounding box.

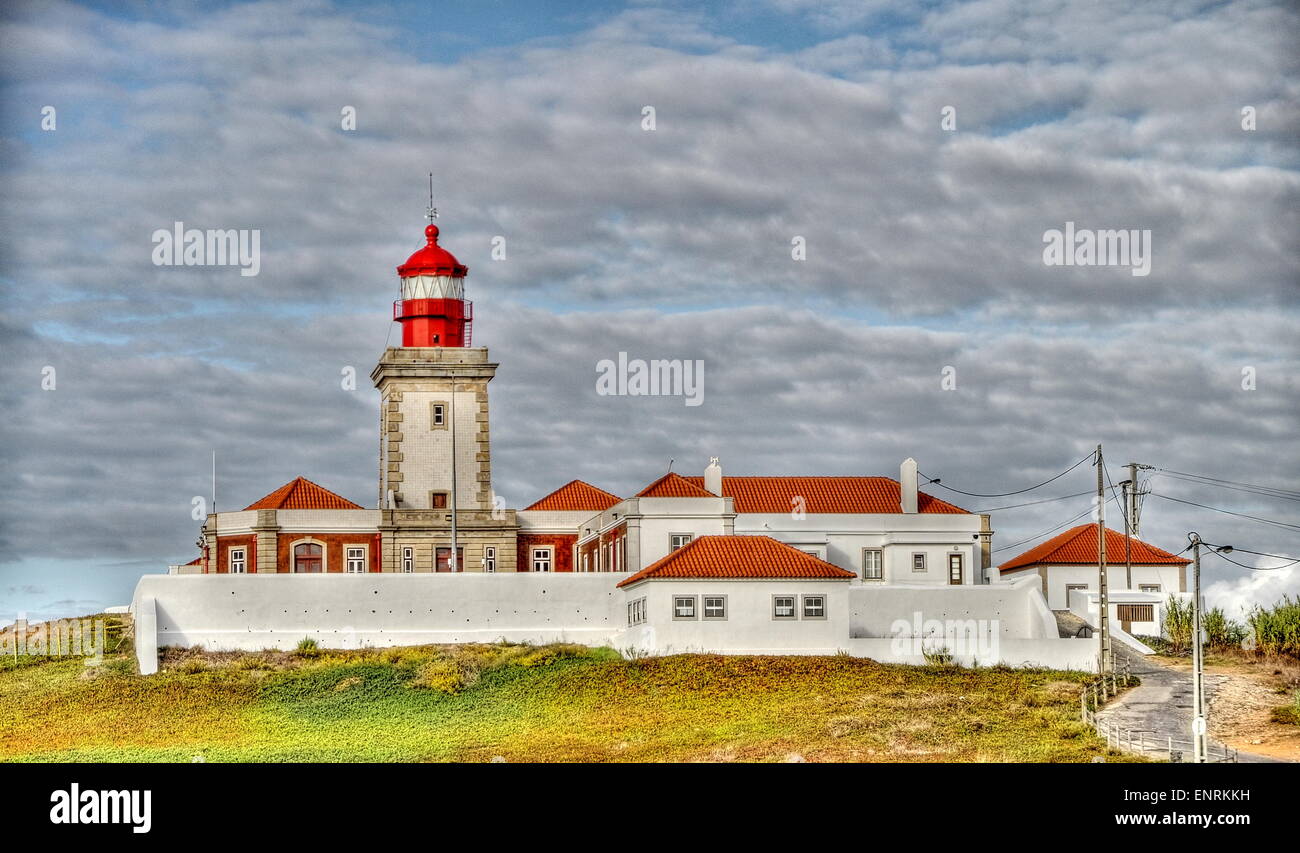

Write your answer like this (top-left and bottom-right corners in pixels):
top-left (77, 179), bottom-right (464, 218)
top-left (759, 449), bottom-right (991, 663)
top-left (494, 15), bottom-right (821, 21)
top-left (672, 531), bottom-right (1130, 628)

top-left (1272, 692), bottom-right (1300, 726)
top-left (1248, 596), bottom-right (1300, 659)
top-left (922, 645), bottom-right (954, 666)
top-left (411, 658), bottom-right (471, 693)
top-left (1203, 607), bottom-right (1247, 649)
top-left (295, 637), bottom-right (320, 658)
top-left (1162, 595), bottom-right (1194, 656)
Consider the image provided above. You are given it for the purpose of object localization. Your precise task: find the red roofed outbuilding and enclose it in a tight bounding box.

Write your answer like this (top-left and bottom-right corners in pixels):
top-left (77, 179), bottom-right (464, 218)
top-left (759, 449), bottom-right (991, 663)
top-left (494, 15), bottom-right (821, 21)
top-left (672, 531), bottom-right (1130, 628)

top-left (997, 523), bottom-right (1188, 612)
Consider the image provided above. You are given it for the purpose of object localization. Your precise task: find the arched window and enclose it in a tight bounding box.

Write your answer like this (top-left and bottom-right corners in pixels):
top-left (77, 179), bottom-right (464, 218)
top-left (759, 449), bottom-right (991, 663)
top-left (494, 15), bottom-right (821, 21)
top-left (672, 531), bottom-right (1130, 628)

top-left (294, 542), bottom-right (323, 573)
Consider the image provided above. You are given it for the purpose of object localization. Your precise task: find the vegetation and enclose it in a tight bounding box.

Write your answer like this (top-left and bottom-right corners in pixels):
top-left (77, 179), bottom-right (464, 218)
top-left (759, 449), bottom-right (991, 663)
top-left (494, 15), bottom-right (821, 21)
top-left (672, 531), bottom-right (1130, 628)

top-left (0, 641), bottom-right (1141, 763)
top-left (1248, 595), bottom-right (1300, 659)
top-left (1272, 691), bottom-right (1300, 726)
top-left (1157, 595), bottom-right (1286, 657)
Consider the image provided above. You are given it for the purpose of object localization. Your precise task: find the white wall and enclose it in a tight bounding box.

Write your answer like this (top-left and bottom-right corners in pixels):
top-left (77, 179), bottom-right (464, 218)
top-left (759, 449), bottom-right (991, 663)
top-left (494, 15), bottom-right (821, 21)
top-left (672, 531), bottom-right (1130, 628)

top-left (735, 512), bottom-right (982, 584)
top-left (627, 497), bottom-right (733, 569)
top-left (842, 637), bottom-right (1099, 672)
top-left (132, 569), bottom-right (1106, 675)
top-left (1068, 588), bottom-right (1186, 644)
top-left (1020, 563), bottom-right (1186, 610)
top-left (849, 575), bottom-right (1055, 640)
top-left (617, 579), bottom-right (850, 655)
top-left (132, 573), bottom-right (630, 655)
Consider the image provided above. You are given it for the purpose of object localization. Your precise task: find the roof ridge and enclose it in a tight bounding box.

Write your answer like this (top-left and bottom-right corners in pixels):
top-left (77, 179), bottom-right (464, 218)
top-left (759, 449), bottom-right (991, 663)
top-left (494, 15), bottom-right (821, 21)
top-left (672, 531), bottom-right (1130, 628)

top-left (617, 534), bottom-right (856, 587)
top-left (635, 471), bottom-right (716, 498)
top-left (243, 476), bottom-right (363, 511)
top-left (523, 479), bottom-right (622, 512)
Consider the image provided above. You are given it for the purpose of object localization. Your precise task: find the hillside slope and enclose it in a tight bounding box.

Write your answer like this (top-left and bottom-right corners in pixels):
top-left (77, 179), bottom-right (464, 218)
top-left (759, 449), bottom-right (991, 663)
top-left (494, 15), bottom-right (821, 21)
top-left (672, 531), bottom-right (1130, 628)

top-left (0, 643), bottom-right (1141, 762)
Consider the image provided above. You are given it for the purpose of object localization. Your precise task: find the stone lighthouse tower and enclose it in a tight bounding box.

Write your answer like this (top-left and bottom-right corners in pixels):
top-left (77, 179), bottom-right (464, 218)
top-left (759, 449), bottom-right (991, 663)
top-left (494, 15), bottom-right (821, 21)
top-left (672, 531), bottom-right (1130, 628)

top-left (370, 216), bottom-right (516, 572)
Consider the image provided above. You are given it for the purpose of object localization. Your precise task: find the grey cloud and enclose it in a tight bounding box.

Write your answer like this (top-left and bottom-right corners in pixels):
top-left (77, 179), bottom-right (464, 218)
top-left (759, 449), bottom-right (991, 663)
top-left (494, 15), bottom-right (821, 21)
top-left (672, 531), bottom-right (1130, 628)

top-left (0, 0), bottom-right (1296, 607)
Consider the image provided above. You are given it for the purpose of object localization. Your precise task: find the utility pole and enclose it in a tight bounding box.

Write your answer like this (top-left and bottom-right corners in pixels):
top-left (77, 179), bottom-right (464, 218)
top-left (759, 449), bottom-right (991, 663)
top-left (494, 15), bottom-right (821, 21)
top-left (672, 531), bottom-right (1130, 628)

top-left (1121, 479), bottom-right (1133, 589)
top-left (1096, 444), bottom-right (1111, 673)
top-left (1188, 532), bottom-right (1207, 763)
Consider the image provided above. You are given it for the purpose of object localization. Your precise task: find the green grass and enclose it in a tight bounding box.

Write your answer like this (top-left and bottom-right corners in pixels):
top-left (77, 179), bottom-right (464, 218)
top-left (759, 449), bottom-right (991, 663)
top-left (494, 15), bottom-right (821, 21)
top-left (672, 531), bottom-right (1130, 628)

top-left (0, 642), bottom-right (1143, 763)
top-left (1272, 691), bottom-right (1300, 727)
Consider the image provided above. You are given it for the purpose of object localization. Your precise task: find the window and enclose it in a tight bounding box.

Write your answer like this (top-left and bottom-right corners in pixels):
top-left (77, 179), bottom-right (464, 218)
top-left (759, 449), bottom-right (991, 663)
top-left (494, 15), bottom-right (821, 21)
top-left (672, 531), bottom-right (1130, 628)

top-left (229, 547), bottom-right (246, 574)
top-left (430, 491), bottom-right (448, 509)
top-left (1139, 584), bottom-right (1161, 593)
top-left (673, 595), bottom-right (697, 620)
top-left (862, 549), bottom-right (883, 580)
top-left (532, 548), bottom-right (553, 573)
top-left (346, 546), bottom-right (366, 574)
top-left (483, 546), bottom-right (496, 573)
top-left (627, 597), bottom-right (647, 626)
top-left (294, 542), bottom-right (323, 573)
top-left (912, 553), bottom-right (927, 572)
top-left (703, 595), bottom-right (727, 621)
top-left (773, 595), bottom-right (797, 620)
top-left (430, 402), bottom-right (446, 428)
top-left (669, 533), bottom-right (693, 552)
top-left (948, 553), bottom-right (963, 585)
top-left (402, 546), bottom-right (414, 573)
top-left (802, 594), bottom-right (826, 619)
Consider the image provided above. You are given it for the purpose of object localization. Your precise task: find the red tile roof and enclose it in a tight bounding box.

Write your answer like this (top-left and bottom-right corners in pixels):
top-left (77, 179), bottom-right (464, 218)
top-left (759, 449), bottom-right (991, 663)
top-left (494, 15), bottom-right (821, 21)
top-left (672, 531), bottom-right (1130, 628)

top-left (524, 479), bottom-right (622, 512)
top-left (635, 472), bottom-right (718, 498)
top-left (617, 535), bottom-right (857, 587)
top-left (635, 474), bottom-right (968, 514)
top-left (999, 523), bottom-right (1191, 572)
top-left (243, 477), bottom-right (364, 511)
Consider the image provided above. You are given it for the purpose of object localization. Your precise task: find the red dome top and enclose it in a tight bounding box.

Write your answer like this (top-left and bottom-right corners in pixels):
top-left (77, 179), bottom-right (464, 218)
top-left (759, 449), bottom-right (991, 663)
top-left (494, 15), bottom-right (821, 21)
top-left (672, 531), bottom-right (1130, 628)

top-left (397, 223), bottom-right (468, 277)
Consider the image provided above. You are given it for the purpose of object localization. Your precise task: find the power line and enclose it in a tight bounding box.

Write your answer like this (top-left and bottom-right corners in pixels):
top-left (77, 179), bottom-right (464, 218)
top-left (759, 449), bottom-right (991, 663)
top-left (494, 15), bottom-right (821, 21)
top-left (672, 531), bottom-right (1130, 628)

top-left (922, 450), bottom-right (1093, 498)
top-left (1157, 468), bottom-right (1300, 500)
top-left (1208, 550), bottom-right (1300, 571)
top-left (1148, 492), bottom-right (1300, 532)
top-left (1154, 471), bottom-right (1300, 503)
top-left (1102, 462), bottom-right (1128, 522)
top-left (1226, 545), bottom-right (1300, 560)
top-left (992, 505), bottom-right (1094, 554)
top-left (975, 490), bottom-right (1094, 512)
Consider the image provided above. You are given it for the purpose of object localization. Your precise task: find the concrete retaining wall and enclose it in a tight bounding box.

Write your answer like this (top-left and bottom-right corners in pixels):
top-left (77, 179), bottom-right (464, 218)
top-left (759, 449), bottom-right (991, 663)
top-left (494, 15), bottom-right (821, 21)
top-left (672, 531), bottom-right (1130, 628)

top-left (131, 571), bottom-right (1104, 675)
top-left (131, 573), bottom-right (630, 664)
top-left (850, 575), bottom-right (1054, 639)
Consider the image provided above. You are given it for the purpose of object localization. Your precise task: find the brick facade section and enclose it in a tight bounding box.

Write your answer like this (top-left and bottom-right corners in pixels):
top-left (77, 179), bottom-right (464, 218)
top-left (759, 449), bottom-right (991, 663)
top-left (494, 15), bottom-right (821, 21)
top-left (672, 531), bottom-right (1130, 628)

top-left (517, 533), bottom-right (575, 573)
top-left (275, 533), bottom-right (379, 573)
top-left (212, 534), bottom-right (257, 574)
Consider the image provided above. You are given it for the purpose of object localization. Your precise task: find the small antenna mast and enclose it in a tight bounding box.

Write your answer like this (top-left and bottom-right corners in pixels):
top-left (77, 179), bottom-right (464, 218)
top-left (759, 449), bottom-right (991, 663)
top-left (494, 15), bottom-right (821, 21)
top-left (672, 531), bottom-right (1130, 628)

top-left (426, 172), bottom-right (438, 223)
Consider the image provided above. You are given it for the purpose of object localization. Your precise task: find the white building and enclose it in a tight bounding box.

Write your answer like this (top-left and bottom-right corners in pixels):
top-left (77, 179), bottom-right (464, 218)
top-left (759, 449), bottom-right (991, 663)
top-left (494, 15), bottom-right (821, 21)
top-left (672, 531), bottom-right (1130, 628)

top-left (128, 215), bottom-right (1147, 675)
top-left (995, 522), bottom-right (1190, 638)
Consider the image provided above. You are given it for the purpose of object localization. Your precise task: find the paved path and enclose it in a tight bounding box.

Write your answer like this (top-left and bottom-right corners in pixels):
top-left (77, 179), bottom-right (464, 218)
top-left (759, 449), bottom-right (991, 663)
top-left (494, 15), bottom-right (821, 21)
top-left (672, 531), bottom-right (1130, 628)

top-left (1095, 642), bottom-right (1285, 763)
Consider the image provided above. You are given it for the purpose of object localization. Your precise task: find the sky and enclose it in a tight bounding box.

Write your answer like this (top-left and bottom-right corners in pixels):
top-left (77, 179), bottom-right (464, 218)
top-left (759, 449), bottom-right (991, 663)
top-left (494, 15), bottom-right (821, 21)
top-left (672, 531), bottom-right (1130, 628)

top-left (0, 0), bottom-right (1297, 624)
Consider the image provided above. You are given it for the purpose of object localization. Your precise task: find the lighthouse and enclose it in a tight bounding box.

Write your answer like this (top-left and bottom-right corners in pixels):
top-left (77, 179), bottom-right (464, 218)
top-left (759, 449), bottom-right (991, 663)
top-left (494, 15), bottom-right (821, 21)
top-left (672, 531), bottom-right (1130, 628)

top-left (393, 222), bottom-right (472, 347)
top-left (369, 210), bottom-right (517, 574)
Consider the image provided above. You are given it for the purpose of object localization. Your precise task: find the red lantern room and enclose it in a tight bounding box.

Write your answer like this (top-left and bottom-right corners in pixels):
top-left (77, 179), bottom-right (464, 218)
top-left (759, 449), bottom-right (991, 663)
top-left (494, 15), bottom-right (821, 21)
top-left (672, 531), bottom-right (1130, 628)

top-left (394, 223), bottom-right (472, 347)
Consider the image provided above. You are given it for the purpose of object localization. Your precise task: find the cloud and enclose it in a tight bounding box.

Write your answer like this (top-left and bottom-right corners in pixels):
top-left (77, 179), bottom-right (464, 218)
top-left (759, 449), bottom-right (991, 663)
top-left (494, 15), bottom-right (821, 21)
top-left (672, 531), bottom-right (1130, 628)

top-left (1205, 559), bottom-right (1297, 620)
top-left (0, 0), bottom-right (1296, 609)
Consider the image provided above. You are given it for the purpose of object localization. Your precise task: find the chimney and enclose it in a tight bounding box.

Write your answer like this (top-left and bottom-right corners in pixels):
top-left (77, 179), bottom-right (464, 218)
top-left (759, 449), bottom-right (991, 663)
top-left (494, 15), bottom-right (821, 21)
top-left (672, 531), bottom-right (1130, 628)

top-left (704, 457), bottom-right (723, 496)
top-left (899, 457), bottom-right (918, 514)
